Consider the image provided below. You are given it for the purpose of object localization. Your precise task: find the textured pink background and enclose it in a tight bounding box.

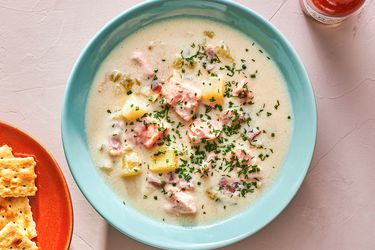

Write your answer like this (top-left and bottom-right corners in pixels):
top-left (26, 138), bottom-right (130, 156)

top-left (0, 0), bottom-right (374, 249)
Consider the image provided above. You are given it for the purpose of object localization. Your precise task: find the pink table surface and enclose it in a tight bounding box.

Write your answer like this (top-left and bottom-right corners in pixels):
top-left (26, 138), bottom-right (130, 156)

top-left (1, 0), bottom-right (374, 249)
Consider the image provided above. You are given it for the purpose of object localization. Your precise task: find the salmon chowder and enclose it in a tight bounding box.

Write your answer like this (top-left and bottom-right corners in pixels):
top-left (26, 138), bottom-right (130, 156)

top-left (86, 18), bottom-right (293, 225)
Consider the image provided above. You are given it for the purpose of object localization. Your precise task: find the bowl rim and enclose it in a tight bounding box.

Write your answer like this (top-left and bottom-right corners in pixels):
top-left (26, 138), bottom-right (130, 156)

top-left (62, 0), bottom-right (317, 249)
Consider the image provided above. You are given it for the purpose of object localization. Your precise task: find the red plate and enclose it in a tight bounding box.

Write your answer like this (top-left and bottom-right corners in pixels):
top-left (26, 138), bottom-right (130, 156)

top-left (0, 121), bottom-right (73, 249)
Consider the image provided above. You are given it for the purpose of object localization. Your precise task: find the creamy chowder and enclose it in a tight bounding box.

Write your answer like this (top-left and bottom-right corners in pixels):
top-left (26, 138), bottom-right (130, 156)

top-left (86, 18), bottom-right (292, 225)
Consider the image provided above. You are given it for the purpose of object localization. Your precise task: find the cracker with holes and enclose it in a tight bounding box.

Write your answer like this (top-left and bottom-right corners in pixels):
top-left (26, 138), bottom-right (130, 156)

top-left (0, 222), bottom-right (38, 249)
top-left (0, 197), bottom-right (37, 239)
top-left (0, 157), bottom-right (37, 197)
top-left (0, 145), bottom-right (14, 159)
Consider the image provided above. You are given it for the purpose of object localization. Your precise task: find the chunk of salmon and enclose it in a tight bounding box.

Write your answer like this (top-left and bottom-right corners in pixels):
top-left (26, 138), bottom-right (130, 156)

top-left (133, 117), bottom-right (166, 149)
top-left (176, 179), bottom-right (195, 191)
top-left (188, 119), bottom-right (222, 144)
top-left (108, 122), bottom-right (124, 156)
top-left (131, 51), bottom-right (154, 79)
top-left (219, 175), bottom-right (262, 194)
top-left (162, 78), bottom-right (202, 121)
top-left (233, 78), bottom-right (253, 103)
top-left (167, 173), bottom-right (195, 191)
top-left (146, 173), bottom-right (162, 188)
top-left (229, 145), bottom-right (257, 165)
top-left (198, 152), bottom-right (216, 176)
top-left (219, 177), bottom-right (239, 193)
top-left (221, 109), bottom-right (244, 126)
top-left (164, 187), bottom-right (197, 215)
top-left (205, 45), bottom-right (217, 59)
top-left (148, 173), bottom-right (195, 191)
top-left (108, 136), bottom-right (123, 157)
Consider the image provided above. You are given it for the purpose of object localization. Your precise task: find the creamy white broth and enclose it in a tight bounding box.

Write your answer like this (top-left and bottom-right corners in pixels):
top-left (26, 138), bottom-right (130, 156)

top-left (86, 18), bottom-right (292, 225)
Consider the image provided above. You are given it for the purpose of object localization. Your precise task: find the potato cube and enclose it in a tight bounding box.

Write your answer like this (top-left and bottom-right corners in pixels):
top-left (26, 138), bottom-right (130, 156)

top-left (121, 94), bottom-right (149, 121)
top-left (149, 148), bottom-right (178, 173)
top-left (201, 78), bottom-right (224, 105)
top-left (122, 152), bottom-right (142, 177)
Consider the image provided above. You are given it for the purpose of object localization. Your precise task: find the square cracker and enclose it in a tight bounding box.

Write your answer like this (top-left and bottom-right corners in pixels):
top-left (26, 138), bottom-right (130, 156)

top-left (0, 145), bottom-right (14, 159)
top-left (0, 222), bottom-right (38, 249)
top-left (0, 157), bottom-right (37, 197)
top-left (0, 197), bottom-right (37, 239)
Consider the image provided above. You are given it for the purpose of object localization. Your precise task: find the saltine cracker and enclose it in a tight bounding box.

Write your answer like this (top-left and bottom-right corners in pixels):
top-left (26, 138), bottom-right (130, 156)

top-left (0, 222), bottom-right (38, 249)
top-left (0, 197), bottom-right (37, 239)
top-left (0, 157), bottom-right (37, 197)
top-left (0, 145), bottom-right (14, 159)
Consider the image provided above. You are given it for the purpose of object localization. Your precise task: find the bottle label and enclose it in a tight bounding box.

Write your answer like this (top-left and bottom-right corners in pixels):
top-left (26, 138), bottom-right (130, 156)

top-left (302, 0), bottom-right (348, 25)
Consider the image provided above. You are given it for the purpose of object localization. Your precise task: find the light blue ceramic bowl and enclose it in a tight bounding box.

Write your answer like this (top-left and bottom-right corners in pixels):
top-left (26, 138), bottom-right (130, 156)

top-left (62, 0), bottom-right (317, 249)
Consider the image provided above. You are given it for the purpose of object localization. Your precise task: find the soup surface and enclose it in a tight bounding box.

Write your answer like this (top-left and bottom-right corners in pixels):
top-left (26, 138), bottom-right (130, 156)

top-left (86, 18), bottom-right (292, 225)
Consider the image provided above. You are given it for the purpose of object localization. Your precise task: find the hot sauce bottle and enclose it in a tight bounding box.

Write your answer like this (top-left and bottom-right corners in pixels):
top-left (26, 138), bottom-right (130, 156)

top-left (300, 0), bottom-right (366, 24)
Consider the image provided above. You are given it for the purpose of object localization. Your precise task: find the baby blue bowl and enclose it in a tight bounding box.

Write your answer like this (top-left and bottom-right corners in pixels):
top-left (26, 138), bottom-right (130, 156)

top-left (62, 0), bottom-right (317, 249)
